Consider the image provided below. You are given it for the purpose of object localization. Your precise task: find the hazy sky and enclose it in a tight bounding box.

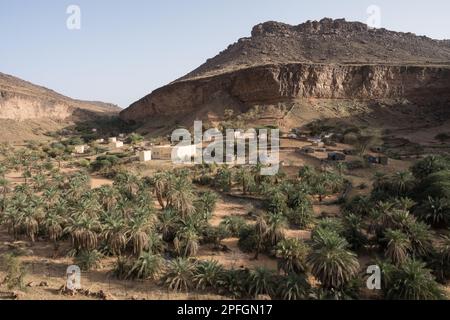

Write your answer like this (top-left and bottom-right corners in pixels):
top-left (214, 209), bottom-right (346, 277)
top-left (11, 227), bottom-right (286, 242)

top-left (1, 0), bottom-right (449, 108)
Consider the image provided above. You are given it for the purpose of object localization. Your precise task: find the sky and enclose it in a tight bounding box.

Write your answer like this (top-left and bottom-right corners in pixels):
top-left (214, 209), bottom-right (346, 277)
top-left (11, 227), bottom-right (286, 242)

top-left (1, 0), bottom-right (449, 108)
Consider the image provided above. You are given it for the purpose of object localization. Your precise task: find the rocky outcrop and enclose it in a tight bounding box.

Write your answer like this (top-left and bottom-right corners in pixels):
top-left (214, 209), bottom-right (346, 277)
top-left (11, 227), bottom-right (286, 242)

top-left (120, 63), bottom-right (450, 122)
top-left (0, 72), bottom-right (120, 121)
top-left (120, 18), bottom-right (450, 125)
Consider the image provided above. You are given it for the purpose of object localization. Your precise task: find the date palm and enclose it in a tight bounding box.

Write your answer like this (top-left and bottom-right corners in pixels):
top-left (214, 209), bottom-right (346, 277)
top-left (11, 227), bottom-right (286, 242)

top-left (276, 273), bottom-right (311, 300)
top-left (161, 258), bottom-right (196, 292)
top-left (127, 252), bottom-right (164, 280)
top-left (174, 226), bottom-right (200, 257)
top-left (101, 212), bottom-right (127, 256)
top-left (126, 212), bottom-right (153, 257)
top-left (193, 260), bottom-right (225, 290)
top-left (19, 206), bottom-right (40, 243)
top-left (43, 208), bottom-right (66, 248)
top-left (384, 229), bottom-right (411, 266)
top-left (234, 167), bottom-right (254, 195)
top-left (307, 229), bottom-right (360, 291)
top-left (0, 177), bottom-right (10, 212)
top-left (254, 215), bottom-right (269, 259)
top-left (266, 212), bottom-right (286, 246)
top-left (274, 238), bottom-right (309, 275)
top-left (167, 178), bottom-right (195, 218)
top-left (247, 267), bottom-right (276, 298)
top-left (65, 215), bottom-right (100, 252)
top-left (384, 260), bottom-right (444, 300)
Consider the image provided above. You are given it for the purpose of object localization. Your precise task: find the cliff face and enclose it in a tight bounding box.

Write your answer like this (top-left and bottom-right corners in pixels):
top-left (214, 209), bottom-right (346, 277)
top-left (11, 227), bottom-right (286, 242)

top-left (120, 18), bottom-right (450, 125)
top-left (120, 63), bottom-right (450, 122)
top-left (0, 72), bottom-right (120, 121)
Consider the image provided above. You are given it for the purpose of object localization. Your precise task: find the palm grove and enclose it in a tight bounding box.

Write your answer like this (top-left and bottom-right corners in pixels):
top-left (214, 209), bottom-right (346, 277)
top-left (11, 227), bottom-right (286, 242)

top-left (0, 140), bottom-right (449, 300)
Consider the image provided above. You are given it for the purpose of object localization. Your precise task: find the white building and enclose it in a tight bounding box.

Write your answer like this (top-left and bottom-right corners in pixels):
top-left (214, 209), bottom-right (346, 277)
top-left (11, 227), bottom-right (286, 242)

top-left (139, 150), bottom-right (152, 162)
top-left (151, 144), bottom-right (198, 162)
top-left (74, 145), bottom-right (85, 154)
top-left (109, 137), bottom-right (117, 143)
top-left (95, 139), bottom-right (105, 143)
top-left (110, 141), bottom-right (124, 149)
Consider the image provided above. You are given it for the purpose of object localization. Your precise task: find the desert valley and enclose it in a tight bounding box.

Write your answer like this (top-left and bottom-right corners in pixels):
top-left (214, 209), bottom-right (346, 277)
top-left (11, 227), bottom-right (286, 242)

top-left (0, 18), bottom-right (450, 301)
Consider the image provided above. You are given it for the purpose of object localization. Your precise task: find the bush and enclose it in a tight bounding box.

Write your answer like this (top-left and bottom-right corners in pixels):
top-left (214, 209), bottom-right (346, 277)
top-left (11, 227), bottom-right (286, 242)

top-left (275, 273), bottom-right (311, 300)
top-left (216, 269), bottom-right (250, 299)
top-left (0, 254), bottom-right (27, 290)
top-left (75, 250), bottom-right (103, 271)
top-left (286, 206), bottom-right (315, 229)
top-left (193, 260), bottom-right (225, 291)
top-left (411, 156), bottom-right (450, 180)
top-left (238, 226), bottom-right (259, 254)
top-left (161, 258), bottom-right (196, 292)
top-left (127, 253), bottom-right (164, 280)
top-left (91, 155), bottom-right (120, 171)
top-left (219, 216), bottom-right (247, 237)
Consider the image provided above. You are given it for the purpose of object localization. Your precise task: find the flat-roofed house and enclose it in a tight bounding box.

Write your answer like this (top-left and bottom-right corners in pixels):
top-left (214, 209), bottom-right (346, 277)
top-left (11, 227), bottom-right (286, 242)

top-left (74, 145), bottom-right (85, 154)
top-left (139, 150), bottom-right (152, 162)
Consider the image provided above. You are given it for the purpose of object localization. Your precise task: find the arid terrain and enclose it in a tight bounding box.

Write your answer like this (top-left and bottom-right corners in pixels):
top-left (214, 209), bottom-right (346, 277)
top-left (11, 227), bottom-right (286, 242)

top-left (0, 18), bottom-right (449, 301)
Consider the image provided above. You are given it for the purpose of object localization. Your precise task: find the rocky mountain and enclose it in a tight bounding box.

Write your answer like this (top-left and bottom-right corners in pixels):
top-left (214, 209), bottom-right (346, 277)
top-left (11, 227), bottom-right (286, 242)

top-left (0, 72), bottom-right (120, 121)
top-left (120, 18), bottom-right (450, 133)
top-left (0, 72), bottom-right (121, 142)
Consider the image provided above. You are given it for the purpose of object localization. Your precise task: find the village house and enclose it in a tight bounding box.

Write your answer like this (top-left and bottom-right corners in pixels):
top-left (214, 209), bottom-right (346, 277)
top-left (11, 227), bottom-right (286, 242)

top-left (74, 145), bottom-right (86, 154)
top-left (138, 150), bottom-right (152, 162)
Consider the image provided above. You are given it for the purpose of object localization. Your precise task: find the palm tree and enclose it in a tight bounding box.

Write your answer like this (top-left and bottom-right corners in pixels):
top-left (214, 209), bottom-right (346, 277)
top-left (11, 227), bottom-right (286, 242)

top-left (101, 212), bottom-right (127, 256)
top-left (274, 238), bottom-right (309, 275)
top-left (405, 220), bottom-right (432, 258)
top-left (384, 260), bottom-right (444, 300)
top-left (307, 229), bottom-right (360, 291)
top-left (161, 258), bottom-right (196, 292)
top-left (234, 167), bottom-right (254, 195)
top-left (215, 166), bottom-right (232, 192)
top-left (127, 252), bottom-right (164, 280)
top-left (42, 209), bottom-right (65, 249)
top-left (392, 171), bottom-right (415, 197)
top-left (276, 273), bottom-right (311, 300)
top-left (266, 212), bottom-right (286, 246)
top-left (247, 267), bottom-right (275, 298)
top-left (153, 172), bottom-right (172, 209)
top-left (158, 209), bottom-right (177, 242)
top-left (196, 191), bottom-right (218, 221)
top-left (167, 179), bottom-right (195, 218)
top-left (65, 215), bottom-right (100, 252)
top-left (126, 211), bottom-right (154, 257)
top-left (174, 225), bottom-right (200, 257)
top-left (384, 229), bottom-right (411, 266)
top-left (0, 177), bottom-right (10, 212)
top-left (193, 260), bottom-right (225, 290)
top-left (254, 215), bottom-right (269, 259)
top-left (415, 196), bottom-right (450, 228)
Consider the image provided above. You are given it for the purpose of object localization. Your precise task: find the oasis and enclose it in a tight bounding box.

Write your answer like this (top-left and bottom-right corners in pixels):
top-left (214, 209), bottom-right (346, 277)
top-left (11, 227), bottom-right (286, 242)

top-left (171, 121), bottom-right (280, 176)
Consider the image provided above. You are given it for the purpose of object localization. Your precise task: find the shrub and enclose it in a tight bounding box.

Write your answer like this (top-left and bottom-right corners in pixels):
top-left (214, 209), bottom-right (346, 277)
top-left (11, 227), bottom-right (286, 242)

top-left (193, 260), bottom-right (225, 290)
top-left (161, 258), bottom-right (196, 292)
top-left (0, 254), bottom-right (27, 290)
top-left (275, 273), bottom-right (311, 300)
top-left (247, 267), bottom-right (276, 298)
top-left (411, 155), bottom-right (450, 180)
top-left (274, 239), bottom-right (309, 274)
top-left (216, 269), bottom-right (250, 299)
top-left (238, 225), bottom-right (259, 253)
top-left (219, 216), bottom-right (247, 237)
top-left (75, 250), bottom-right (103, 271)
top-left (127, 252), bottom-right (164, 280)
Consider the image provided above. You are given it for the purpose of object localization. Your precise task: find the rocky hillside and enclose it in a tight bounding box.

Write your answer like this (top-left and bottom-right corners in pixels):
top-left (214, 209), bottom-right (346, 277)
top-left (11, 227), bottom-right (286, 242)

top-left (0, 72), bottom-right (120, 121)
top-left (120, 18), bottom-right (450, 132)
top-left (180, 18), bottom-right (450, 81)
